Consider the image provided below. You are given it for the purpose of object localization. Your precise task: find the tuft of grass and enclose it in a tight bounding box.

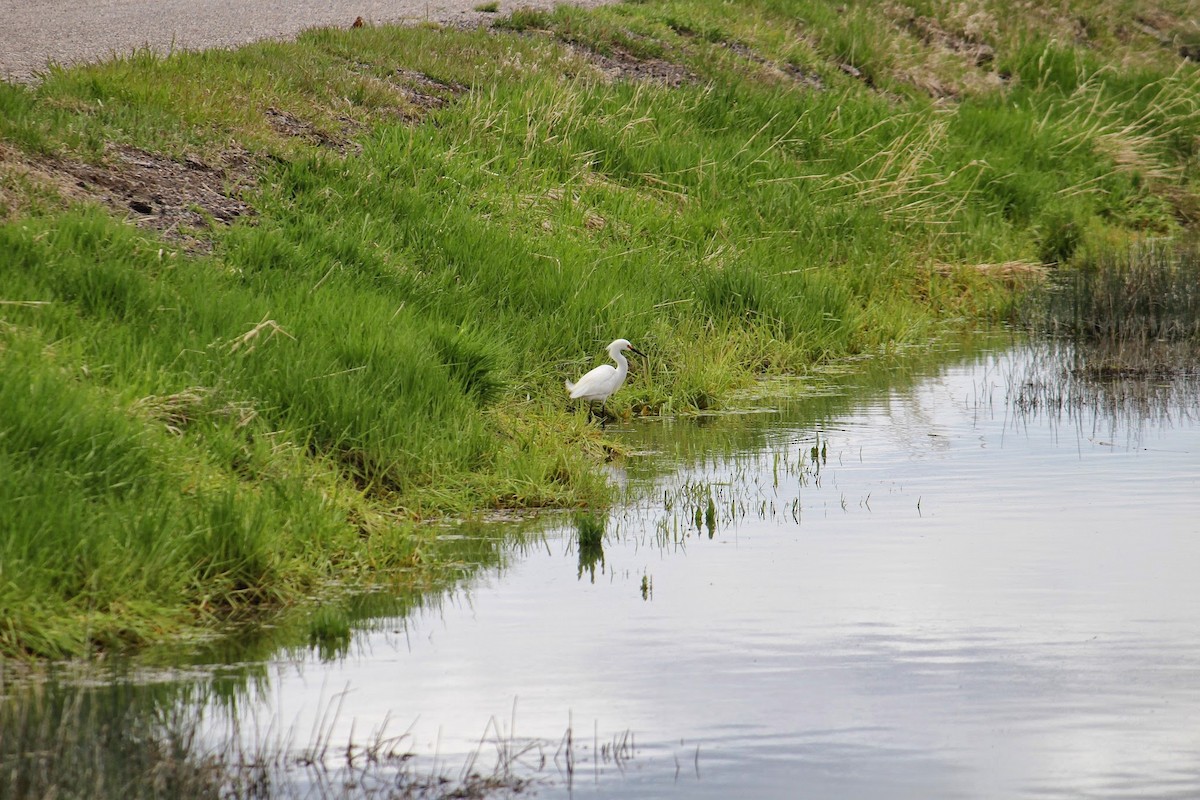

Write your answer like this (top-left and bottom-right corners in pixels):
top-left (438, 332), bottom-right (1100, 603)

top-left (574, 511), bottom-right (605, 548)
top-left (306, 606), bottom-right (354, 661)
top-left (574, 511), bottom-right (606, 582)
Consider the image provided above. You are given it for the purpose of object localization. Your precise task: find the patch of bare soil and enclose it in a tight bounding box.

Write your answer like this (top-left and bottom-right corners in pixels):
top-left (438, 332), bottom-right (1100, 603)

top-left (1133, 12), bottom-right (1200, 62)
top-left (570, 43), bottom-right (694, 86)
top-left (720, 40), bottom-right (825, 91)
top-left (33, 144), bottom-right (257, 249)
top-left (266, 107), bottom-right (359, 152)
top-left (339, 62), bottom-right (466, 123)
top-left (388, 68), bottom-right (467, 117)
top-left (884, 7), bottom-right (1002, 98)
top-left (0, 145), bottom-right (63, 221)
top-left (1132, 11), bottom-right (1177, 47)
top-left (395, 68), bottom-right (465, 99)
top-left (896, 12), bottom-right (995, 68)
top-left (482, 21), bottom-right (694, 86)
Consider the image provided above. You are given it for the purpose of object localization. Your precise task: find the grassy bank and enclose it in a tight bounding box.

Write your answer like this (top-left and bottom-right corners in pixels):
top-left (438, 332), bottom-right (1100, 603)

top-left (2, 0), bottom-right (1199, 658)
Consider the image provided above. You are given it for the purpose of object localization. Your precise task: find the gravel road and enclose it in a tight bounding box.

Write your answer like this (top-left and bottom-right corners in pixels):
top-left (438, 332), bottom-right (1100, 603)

top-left (0, 0), bottom-right (612, 82)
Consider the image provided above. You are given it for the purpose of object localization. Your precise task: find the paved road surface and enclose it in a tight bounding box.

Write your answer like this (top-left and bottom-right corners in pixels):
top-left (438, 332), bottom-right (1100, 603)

top-left (0, 0), bottom-right (608, 82)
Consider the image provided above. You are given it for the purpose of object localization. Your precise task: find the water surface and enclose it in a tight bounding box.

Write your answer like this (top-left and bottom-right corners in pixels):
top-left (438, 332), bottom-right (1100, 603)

top-left (12, 340), bottom-right (1200, 798)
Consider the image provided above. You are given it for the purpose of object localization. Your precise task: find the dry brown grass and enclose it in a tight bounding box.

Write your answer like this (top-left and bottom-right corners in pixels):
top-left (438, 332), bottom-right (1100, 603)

top-left (133, 387), bottom-right (258, 435)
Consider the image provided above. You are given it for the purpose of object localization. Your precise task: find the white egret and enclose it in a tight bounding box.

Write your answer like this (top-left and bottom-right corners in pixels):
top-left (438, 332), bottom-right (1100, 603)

top-left (565, 338), bottom-right (646, 414)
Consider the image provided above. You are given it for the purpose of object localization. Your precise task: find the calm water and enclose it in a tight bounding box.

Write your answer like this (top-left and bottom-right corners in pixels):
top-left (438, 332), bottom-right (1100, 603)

top-left (14, 340), bottom-right (1200, 798)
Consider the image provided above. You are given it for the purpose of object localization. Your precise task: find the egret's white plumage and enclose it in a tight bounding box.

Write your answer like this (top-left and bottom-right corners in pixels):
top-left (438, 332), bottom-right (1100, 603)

top-left (565, 338), bottom-right (646, 408)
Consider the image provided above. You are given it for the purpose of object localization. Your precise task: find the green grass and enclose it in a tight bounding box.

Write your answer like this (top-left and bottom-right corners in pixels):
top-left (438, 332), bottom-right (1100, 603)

top-left (1, 0), bottom-right (1199, 658)
top-left (575, 511), bottom-right (606, 581)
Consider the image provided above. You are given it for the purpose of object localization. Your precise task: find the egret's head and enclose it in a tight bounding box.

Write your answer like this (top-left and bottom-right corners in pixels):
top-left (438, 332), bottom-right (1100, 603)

top-left (609, 338), bottom-right (646, 358)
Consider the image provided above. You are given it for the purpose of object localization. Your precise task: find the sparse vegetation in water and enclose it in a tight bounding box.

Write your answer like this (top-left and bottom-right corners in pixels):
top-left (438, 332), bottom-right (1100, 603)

top-left (1003, 339), bottom-right (1200, 434)
top-left (3, 0), bottom-right (1200, 657)
top-left (1034, 241), bottom-right (1200, 341)
top-left (1022, 239), bottom-right (1200, 378)
top-left (809, 431), bottom-right (828, 468)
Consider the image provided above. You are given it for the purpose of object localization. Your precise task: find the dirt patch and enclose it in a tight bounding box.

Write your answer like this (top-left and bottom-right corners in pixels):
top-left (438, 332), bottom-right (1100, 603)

top-left (1, 144), bottom-right (258, 250)
top-left (1134, 12), bottom-right (1200, 62)
top-left (882, 7), bottom-right (1004, 98)
top-left (395, 68), bottom-right (465, 98)
top-left (896, 11), bottom-right (995, 68)
top-left (341, 63), bottom-right (467, 123)
top-left (1133, 11), bottom-right (1178, 46)
top-left (62, 145), bottom-right (256, 248)
top-left (388, 68), bottom-right (467, 116)
top-left (570, 43), bottom-right (694, 86)
top-left (720, 40), bottom-right (825, 91)
top-left (0, 145), bottom-right (70, 221)
top-left (265, 107), bottom-right (358, 152)
top-left (662, 24), bottom-right (823, 90)
top-left (483, 18), bottom-right (694, 86)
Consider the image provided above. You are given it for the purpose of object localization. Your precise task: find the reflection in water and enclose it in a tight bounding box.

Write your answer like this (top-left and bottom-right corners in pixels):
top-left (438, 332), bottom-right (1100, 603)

top-left (1007, 338), bottom-right (1200, 439)
top-left (4, 337), bottom-right (1200, 799)
top-left (0, 679), bottom-right (231, 800)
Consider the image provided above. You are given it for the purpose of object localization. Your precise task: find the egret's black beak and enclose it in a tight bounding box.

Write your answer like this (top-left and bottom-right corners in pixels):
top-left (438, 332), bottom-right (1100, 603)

top-left (629, 345), bottom-right (646, 358)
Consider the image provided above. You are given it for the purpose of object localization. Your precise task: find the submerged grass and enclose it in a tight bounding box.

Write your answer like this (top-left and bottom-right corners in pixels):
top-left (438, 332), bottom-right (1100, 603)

top-left (2, 0), bottom-right (1200, 657)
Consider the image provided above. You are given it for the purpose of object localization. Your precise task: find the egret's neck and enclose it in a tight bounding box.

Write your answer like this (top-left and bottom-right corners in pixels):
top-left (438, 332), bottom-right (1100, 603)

top-left (610, 349), bottom-right (629, 377)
